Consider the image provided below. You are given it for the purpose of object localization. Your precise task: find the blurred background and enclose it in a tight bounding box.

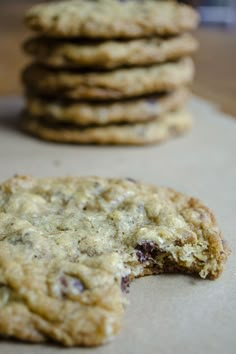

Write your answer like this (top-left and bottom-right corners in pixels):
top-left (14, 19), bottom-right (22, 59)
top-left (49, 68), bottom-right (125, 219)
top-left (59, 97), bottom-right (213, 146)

top-left (182, 0), bottom-right (236, 26)
top-left (0, 0), bottom-right (236, 116)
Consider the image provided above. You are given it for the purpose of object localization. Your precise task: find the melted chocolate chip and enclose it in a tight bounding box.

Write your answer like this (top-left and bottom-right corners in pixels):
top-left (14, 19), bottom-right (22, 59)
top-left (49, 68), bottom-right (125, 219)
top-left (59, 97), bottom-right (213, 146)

top-left (60, 276), bottom-right (68, 288)
top-left (135, 241), bottom-right (158, 263)
top-left (121, 275), bottom-right (130, 293)
top-left (136, 242), bottom-right (185, 274)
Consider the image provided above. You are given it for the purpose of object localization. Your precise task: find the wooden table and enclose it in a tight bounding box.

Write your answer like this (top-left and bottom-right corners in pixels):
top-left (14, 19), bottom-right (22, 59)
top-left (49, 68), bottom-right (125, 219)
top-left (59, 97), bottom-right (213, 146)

top-left (1, 1), bottom-right (236, 117)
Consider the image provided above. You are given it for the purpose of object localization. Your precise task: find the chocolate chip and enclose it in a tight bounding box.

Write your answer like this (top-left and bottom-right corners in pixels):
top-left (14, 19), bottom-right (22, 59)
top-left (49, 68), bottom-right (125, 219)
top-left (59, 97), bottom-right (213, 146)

top-left (59, 275), bottom-right (85, 297)
top-left (121, 275), bottom-right (130, 293)
top-left (135, 241), bottom-right (158, 263)
top-left (60, 276), bottom-right (68, 288)
top-left (125, 177), bottom-right (137, 183)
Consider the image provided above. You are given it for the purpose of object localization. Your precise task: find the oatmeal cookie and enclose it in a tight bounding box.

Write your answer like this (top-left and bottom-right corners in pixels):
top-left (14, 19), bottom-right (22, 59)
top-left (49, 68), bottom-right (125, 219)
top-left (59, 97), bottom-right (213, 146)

top-left (22, 108), bottom-right (192, 145)
top-left (22, 58), bottom-right (194, 100)
top-left (25, 88), bottom-right (189, 125)
top-left (25, 0), bottom-right (199, 39)
top-left (24, 34), bottom-right (198, 69)
top-left (0, 175), bottom-right (230, 346)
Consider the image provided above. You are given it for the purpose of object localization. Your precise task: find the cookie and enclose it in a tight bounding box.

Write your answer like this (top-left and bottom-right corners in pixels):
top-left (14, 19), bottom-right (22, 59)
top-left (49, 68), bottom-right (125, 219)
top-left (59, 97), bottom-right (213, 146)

top-left (25, 88), bottom-right (189, 126)
top-left (24, 33), bottom-right (198, 69)
top-left (0, 251), bottom-right (125, 346)
top-left (25, 0), bottom-right (199, 39)
top-left (22, 57), bottom-right (194, 100)
top-left (22, 108), bottom-right (192, 145)
top-left (0, 175), bottom-right (229, 346)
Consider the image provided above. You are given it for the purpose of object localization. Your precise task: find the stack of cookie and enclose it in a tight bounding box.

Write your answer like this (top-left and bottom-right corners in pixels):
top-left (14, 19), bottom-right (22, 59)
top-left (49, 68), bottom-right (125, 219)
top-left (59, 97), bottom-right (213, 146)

top-left (22, 0), bottom-right (199, 145)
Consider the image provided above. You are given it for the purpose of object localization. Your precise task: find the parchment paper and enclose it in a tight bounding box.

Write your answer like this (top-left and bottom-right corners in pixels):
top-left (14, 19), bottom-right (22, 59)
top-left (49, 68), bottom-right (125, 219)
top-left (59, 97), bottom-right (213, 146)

top-left (0, 96), bottom-right (235, 354)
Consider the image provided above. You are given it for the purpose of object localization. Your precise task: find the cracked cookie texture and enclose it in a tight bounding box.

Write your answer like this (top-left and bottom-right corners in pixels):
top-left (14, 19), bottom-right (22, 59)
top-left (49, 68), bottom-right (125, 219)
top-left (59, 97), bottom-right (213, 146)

top-left (0, 176), bottom-right (229, 346)
top-left (25, 88), bottom-right (189, 126)
top-left (24, 34), bottom-right (198, 69)
top-left (25, 0), bottom-right (199, 39)
top-left (22, 109), bottom-right (192, 145)
top-left (22, 58), bottom-right (194, 100)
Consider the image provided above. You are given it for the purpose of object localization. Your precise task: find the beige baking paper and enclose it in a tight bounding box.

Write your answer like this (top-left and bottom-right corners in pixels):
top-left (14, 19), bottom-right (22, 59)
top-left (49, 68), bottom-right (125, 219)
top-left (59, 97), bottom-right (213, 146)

top-left (0, 96), bottom-right (235, 354)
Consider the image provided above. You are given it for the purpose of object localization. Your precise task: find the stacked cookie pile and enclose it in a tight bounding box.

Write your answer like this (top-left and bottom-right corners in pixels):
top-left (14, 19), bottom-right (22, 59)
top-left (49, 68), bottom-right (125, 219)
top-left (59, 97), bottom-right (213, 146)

top-left (22, 0), bottom-right (199, 145)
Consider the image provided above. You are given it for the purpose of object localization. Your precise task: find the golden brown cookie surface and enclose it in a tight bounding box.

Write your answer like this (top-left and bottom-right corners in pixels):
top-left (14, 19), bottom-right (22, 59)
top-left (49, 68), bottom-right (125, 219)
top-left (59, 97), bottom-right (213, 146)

top-left (25, 0), bottom-right (199, 38)
top-left (22, 109), bottom-right (192, 145)
top-left (24, 34), bottom-right (198, 69)
top-left (0, 175), bottom-right (230, 346)
top-left (25, 88), bottom-right (189, 125)
top-left (22, 58), bottom-right (194, 100)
